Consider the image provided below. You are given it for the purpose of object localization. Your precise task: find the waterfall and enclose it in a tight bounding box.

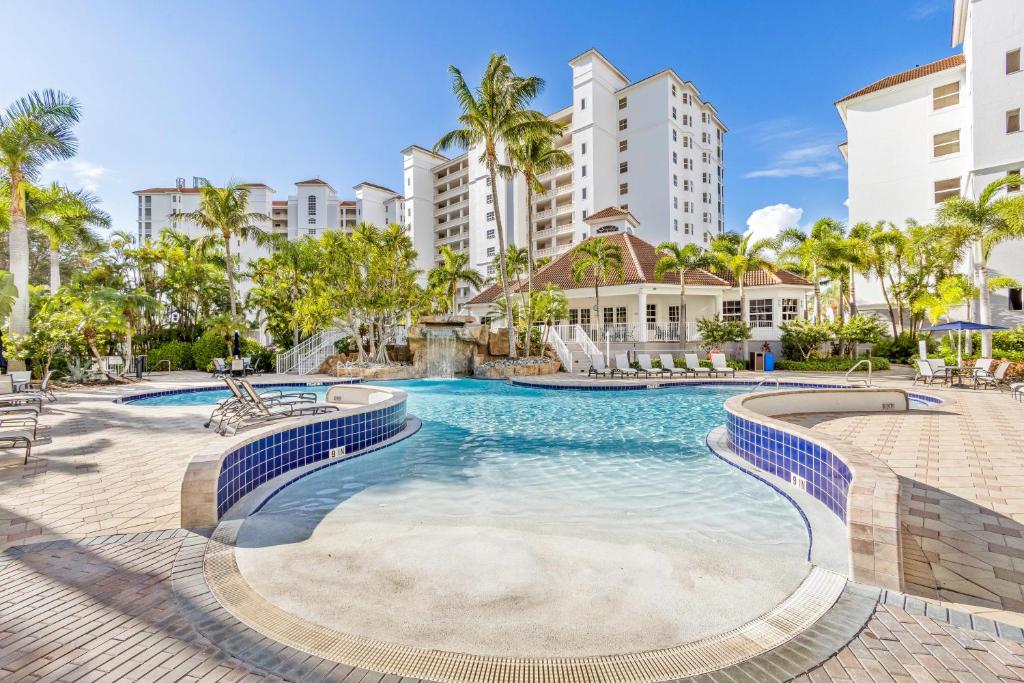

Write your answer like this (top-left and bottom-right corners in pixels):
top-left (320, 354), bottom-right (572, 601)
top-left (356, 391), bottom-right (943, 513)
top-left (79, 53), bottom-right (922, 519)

top-left (424, 328), bottom-right (457, 378)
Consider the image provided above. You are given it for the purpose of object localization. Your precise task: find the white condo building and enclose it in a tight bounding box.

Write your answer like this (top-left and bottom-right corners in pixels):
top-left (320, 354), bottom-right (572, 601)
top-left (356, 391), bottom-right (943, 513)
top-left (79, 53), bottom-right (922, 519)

top-left (403, 49), bottom-right (727, 305)
top-left (836, 0), bottom-right (1024, 327)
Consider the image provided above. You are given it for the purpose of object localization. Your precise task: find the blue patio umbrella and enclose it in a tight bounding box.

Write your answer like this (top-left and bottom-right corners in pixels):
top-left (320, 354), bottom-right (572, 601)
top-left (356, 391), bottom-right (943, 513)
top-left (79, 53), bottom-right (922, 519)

top-left (922, 320), bottom-right (1008, 364)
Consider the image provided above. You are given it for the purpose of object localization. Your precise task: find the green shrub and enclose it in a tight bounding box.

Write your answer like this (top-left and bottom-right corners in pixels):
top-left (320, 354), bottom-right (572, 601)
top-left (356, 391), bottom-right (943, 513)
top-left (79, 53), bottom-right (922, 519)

top-left (779, 319), bottom-right (832, 360)
top-left (873, 332), bottom-right (933, 364)
top-left (696, 315), bottom-right (751, 348)
top-left (241, 338), bottom-right (275, 373)
top-left (192, 329), bottom-right (231, 372)
top-left (147, 340), bottom-right (194, 370)
top-left (774, 356), bottom-right (890, 372)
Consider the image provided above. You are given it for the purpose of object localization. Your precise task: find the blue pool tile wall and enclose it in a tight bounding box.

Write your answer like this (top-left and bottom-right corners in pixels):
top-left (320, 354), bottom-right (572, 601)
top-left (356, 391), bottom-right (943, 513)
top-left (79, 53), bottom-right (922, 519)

top-left (115, 378), bottom-right (361, 404)
top-left (215, 401), bottom-right (406, 518)
top-left (725, 411), bottom-right (852, 524)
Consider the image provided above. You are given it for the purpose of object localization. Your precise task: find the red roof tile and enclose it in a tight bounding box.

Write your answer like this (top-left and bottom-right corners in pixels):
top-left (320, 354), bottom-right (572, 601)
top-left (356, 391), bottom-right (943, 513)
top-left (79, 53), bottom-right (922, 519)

top-left (295, 178), bottom-right (331, 186)
top-left (584, 206), bottom-right (634, 222)
top-left (836, 54), bottom-right (965, 104)
top-left (272, 200), bottom-right (288, 207)
top-left (340, 200), bottom-right (356, 207)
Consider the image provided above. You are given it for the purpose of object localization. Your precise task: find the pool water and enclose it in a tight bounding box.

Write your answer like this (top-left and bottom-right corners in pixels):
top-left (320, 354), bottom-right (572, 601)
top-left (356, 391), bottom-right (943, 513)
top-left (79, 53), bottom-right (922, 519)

top-left (233, 379), bottom-right (812, 657)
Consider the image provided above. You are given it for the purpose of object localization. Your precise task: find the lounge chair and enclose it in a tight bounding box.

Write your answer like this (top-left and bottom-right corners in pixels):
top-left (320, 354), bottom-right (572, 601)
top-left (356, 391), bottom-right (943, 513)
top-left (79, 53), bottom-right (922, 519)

top-left (205, 377), bottom-right (317, 430)
top-left (977, 361), bottom-right (1011, 390)
top-left (0, 376), bottom-right (43, 411)
top-left (1012, 382), bottom-right (1023, 402)
top-left (211, 358), bottom-right (228, 379)
top-left (25, 371), bottom-right (56, 402)
top-left (636, 354), bottom-right (667, 376)
top-left (914, 359), bottom-right (941, 385)
top-left (218, 380), bottom-right (337, 435)
top-left (710, 353), bottom-right (736, 377)
top-left (973, 358), bottom-right (994, 374)
top-left (587, 353), bottom-right (611, 377)
top-left (684, 353), bottom-right (712, 376)
top-left (612, 353), bottom-right (640, 378)
top-left (0, 429), bottom-right (34, 464)
top-left (0, 411), bottom-right (38, 438)
top-left (10, 371), bottom-right (32, 392)
top-left (658, 354), bottom-right (689, 377)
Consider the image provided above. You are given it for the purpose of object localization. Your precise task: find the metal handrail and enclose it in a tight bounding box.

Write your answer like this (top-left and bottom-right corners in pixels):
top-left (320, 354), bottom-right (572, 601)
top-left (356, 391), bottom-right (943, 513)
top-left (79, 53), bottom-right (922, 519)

top-left (572, 324), bottom-right (600, 357)
top-left (845, 359), bottom-right (873, 387)
top-left (749, 376), bottom-right (780, 392)
top-left (544, 325), bottom-right (572, 372)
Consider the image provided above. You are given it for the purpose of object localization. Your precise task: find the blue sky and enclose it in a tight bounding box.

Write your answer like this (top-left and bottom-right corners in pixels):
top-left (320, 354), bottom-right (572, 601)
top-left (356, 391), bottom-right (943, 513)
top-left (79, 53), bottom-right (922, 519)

top-left (4, 0), bottom-right (960, 241)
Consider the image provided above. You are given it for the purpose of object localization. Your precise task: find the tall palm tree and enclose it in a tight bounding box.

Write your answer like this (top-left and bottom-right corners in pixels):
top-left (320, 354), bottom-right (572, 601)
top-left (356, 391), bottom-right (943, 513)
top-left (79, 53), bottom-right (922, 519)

top-left (938, 174), bottom-right (1024, 357)
top-left (570, 237), bottom-right (624, 335)
top-left (653, 242), bottom-right (712, 343)
top-left (434, 54), bottom-right (562, 358)
top-left (776, 218), bottom-right (846, 322)
top-left (710, 232), bottom-right (776, 354)
top-left (172, 180), bottom-right (271, 317)
top-left (0, 90), bottom-right (81, 334)
top-left (428, 245), bottom-right (484, 315)
top-left (25, 182), bottom-right (108, 291)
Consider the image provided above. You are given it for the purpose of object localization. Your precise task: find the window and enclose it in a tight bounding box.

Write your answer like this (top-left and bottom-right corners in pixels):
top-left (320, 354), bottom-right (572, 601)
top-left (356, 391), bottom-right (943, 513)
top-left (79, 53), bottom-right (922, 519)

top-left (671, 84), bottom-right (677, 97)
top-left (684, 222), bottom-right (692, 234)
top-left (933, 129), bottom-right (960, 156)
top-left (722, 300), bottom-right (741, 322)
top-left (703, 192), bottom-right (711, 203)
top-left (673, 174), bottom-right (678, 187)
top-left (581, 165), bottom-right (587, 178)
top-left (703, 212), bottom-right (710, 223)
top-left (619, 182), bottom-right (628, 195)
top-left (672, 106), bottom-right (677, 120)
top-left (619, 161), bottom-right (628, 173)
top-left (682, 93), bottom-right (691, 105)
top-left (1009, 170), bottom-right (1021, 192)
top-left (1008, 48), bottom-right (1021, 74)
top-left (933, 81), bottom-right (959, 110)
top-left (673, 197), bottom-right (678, 209)
top-left (486, 228), bottom-right (495, 238)
top-left (486, 193), bottom-right (493, 204)
top-left (749, 299), bottom-right (773, 327)
top-left (579, 309), bottom-right (590, 327)
top-left (683, 179), bottom-right (692, 191)
top-left (1010, 287), bottom-right (1023, 311)
top-left (668, 305), bottom-right (679, 323)
top-left (582, 209), bottom-right (588, 219)
top-left (581, 142), bottom-right (587, 155)
top-left (702, 132), bottom-right (710, 144)
top-left (487, 264), bottom-right (496, 275)
top-left (569, 309), bottom-right (579, 326)
top-left (618, 118), bottom-right (628, 131)
top-left (618, 96), bottom-right (627, 109)
top-left (781, 298), bottom-right (799, 321)
top-left (620, 203), bottom-right (628, 211)
top-left (307, 195), bottom-right (316, 215)
top-left (616, 306), bottom-right (626, 323)
top-left (307, 228), bottom-right (316, 235)
top-left (1008, 109), bottom-right (1021, 134)
top-left (672, 151), bottom-right (678, 164)
top-left (701, 112), bottom-right (709, 123)
top-left (603, 308), bottom-right (614, 325)
top-left (580, 97), bottom-right (586, 110)
top-left (702, 151), bottom-right (710, 163)
top-left (683, 136), bottom-right (690, 148)
top-left (672, 129), bottom-right (677, 142)
top-left (581, 187), bottom-right (587, 200)
top-left (673, 218), bottom-right (678, 231)
top-left (307, 217), bottom-right (315, 224)
top-left (683, 201), bottom-right (692, 212)
top-left (646, 304), bottom-right (657, 324)
top-left (934, 177), bottom-right (960, 203)
top-left (682, 114), bottom-right (691, 126)
top-left (619, 140), bottom-right (628, 152)
top-left (486, 246), bottom-right (495, 257)
top-left (683, 158), bottom-right (692, 170)
top-left (486, 211), bottom-right (495, 221)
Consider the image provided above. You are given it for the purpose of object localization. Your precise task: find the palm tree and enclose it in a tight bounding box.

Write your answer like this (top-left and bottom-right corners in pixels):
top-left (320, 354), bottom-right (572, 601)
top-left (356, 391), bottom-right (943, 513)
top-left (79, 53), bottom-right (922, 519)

top-left (0, 271), bottom-right (17, 323)
top-left (570, 237), bottom-right (624, 335)
top-left (0, 90), bottom-right (81, 334)
top-left (428, 245), bottom-right (484, 315)
top-left (93, 287), bottom-right (160, 369)
top-left (776, 218), bottom-right (845, 323)
top-left (654, 242), bottom-right (711, 343)
top-left (938, 174), bottom-right (1024, 357)
top-left (434, 54), bottom-right (562, 358)
top-left (710, 232), bottom-right (776, 354)
top-left (172, 180), bottom-right (271, 317)
top-left (25, 182), bottom-right (108, 291)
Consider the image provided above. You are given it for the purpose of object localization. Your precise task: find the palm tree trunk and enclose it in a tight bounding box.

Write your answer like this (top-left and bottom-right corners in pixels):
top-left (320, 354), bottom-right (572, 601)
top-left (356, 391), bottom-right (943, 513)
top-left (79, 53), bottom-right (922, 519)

top-left (8, 176), bottom-right (30, 335)
top-left (487, 162), bottom-right (517, 358)
top-left (878, 274), bottom-right (897, 336)
top-left (849, 265), bottom-right (858, 316)
top-left (812, 264), bottom-right (821, 324)
top-left (739, 284), bottom-right (748, 361)
top-left (223, 230), bottom-right (237, 317)
top-left (978, 258), bottom-right (993, 357)
top-left (524, 181), bottom-right (535, 357)
top-left (49, 241), bottom-right (62, 292)
top-left (679, 283), bottom-right (687, 344)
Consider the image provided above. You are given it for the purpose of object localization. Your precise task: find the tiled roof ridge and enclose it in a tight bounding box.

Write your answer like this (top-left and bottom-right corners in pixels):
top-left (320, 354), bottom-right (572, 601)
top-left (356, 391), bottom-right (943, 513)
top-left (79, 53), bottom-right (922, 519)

top-left (836, 54), bottom-right (965, 105)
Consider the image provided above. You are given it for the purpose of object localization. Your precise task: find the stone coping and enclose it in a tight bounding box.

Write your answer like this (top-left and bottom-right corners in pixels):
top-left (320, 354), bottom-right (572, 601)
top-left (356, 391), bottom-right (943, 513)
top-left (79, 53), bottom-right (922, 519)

top-left (723, 388), bottom-right (905, 592)
top-left (115, 377), bottom-right (361, 404)
top-left (180, 386), bottom-right (406, 528)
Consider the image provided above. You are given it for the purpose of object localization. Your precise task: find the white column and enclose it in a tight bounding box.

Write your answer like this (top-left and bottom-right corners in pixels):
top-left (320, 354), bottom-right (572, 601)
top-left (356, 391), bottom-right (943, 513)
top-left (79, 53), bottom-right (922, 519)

top-left (638, 289), bottom-right (648, 342)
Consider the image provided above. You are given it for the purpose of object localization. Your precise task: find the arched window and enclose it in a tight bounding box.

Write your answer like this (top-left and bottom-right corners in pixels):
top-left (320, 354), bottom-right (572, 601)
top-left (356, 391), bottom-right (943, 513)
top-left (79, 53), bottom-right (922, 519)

top-left (307, 195), bottom-right (316, 216)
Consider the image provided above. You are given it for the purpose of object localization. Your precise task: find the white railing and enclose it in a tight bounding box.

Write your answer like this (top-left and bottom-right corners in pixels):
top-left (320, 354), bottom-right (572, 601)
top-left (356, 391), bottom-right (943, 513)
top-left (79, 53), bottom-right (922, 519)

top-left (543, 325), bottom-right (572, 372)
top-left (276, 326), bottom-right (346, 374)
top-left (434, 199), bottom-right (468, 217)
top-left (570, 324), bottom-right (600, 357)
top-left (644, 322), bottom-right (703, 342)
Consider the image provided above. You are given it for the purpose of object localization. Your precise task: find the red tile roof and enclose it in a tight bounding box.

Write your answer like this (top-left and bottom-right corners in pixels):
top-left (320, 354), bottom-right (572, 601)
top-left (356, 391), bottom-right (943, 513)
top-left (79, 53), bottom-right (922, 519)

top-left (584, 206), bottom-right (634, 222)
top-left (356, 181), bottom-right (399, 195)
top-left (340, 200), bottom-right (357, 207)
top-left (835, 54), bottom-right (965, 104)
top-left (295, 178), bottom-right (331, 186)
top-left (272, 200), bottom-right (288, 207)
top-left (134, 187), bottom-right (203, 194)
top-left (466, 233), bottom-right (808, 305)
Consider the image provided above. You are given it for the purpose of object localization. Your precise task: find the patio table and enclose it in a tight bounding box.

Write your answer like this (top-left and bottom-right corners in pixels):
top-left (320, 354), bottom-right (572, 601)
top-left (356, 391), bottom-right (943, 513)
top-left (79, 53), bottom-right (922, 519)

top-left (943, 366), bottom-right (982, 389)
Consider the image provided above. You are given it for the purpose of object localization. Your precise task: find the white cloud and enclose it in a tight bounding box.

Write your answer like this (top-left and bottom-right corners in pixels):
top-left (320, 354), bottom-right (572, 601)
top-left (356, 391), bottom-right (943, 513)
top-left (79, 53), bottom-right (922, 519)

top-left (907, 0), bottom-right (944, 20)
top-left (745, 204), bottom-right (804, 243)
top-left (40, 160), bottom-right (108, 192)
top-left (843, 197), bottom-right (850, 208)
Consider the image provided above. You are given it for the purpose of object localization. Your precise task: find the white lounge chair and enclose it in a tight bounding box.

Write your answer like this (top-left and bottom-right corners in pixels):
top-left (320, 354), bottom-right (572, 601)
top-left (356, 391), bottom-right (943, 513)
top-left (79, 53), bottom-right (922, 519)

top-left (24, 370), bottom-right (56, 402)
top-left (658, 354), bottom-right (688, 377)
top-left (612, 353), bottom-right (639, 378)
top-left (710, 353), bottom-right (736, 377)
top-left (636, 354), bottom-right (664, 377)
top-left (587, 353), bottom-right (611, 377)
top-left (914, 359), bottom-right (940, 385)
top-left (0, 375), bottom-right (43, 411)
top-left (977, 361), bottom-right (1011, 390)
top-left (218, 380), bottom-right (337, 436)
top-left (684, 353), bottom-right (712, 376)
top-left (0, 429), bottom-right (34, 464)
top-left (211, 358), bottom-right (228, 378)
top-left (1012, 382), bottom-right (1023, 402)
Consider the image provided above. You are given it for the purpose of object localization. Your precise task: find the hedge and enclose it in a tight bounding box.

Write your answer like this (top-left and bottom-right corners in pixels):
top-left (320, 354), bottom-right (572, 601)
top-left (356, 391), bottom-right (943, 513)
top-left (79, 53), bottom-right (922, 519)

top-left (147, 340), bottom-right (194, 370)
top-left (774, 356), bottom-right (890, 372)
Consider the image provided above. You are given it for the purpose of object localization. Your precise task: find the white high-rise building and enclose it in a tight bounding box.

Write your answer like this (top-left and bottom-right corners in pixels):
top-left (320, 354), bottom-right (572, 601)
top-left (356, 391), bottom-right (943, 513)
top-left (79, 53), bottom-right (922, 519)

top-left (403, 49), bottom-right (727, 305)
top-left (836, 0), bottom-right (1024, 326)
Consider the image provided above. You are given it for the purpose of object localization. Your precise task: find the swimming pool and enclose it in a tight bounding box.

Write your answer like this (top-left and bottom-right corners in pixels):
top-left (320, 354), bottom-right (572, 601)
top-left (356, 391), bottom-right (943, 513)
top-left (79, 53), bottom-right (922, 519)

top-left (231, 378), bottom-right (812, 657)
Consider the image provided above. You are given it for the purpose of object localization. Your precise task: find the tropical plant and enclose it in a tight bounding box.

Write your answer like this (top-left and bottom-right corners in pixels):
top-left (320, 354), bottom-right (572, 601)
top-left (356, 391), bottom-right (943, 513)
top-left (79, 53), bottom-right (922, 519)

top-left (937, 174), bottom-right (1024, 356)
top-left (570, 237), bottom-right (624, 333)
top-left (695, 315), bottom-right (751, 360)
top-left (0, 271), bottom-right (17, 323)
top-left (831, 314), bottom-right (888, 358)
top-left (779, 318), bottom-right (833, 360)
top-left (0, 89), bottom-right (82, 333)
top-left (710, 232), bottom-right (775, 353)
top-left (776, 218), bottom-right (845, 323)
top-left (171, 180), bottom-right (272, 317)
top-left (428, 245), bottom-right (484, 316)
top-left (22, 182), bottom-right (107, 290)
top-left (653, 242), bottom-right (711, 342)
top-left (434, 53), bottom-right (562, 358)
top-left (247, 235), bottom-right (319, 347)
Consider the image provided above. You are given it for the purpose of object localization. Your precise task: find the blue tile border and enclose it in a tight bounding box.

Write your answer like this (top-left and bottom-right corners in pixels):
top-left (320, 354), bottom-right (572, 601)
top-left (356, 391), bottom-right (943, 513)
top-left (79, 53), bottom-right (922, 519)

top-left (114, 378), bottom-right (361, 404)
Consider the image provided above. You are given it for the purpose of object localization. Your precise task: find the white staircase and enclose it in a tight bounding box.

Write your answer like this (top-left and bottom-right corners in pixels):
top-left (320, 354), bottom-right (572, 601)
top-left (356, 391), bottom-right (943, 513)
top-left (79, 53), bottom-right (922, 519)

top-left (276, 327), bottom-right (346, 374)
top-left (550, 325), bottom-right (601, 374)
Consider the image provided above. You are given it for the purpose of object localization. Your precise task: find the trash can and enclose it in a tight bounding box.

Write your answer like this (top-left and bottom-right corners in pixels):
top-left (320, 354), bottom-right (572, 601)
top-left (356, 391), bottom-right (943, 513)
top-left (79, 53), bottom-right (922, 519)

top-left (134, 355), bottom-right (147, 379)
top-left (749, 352), bottom-right (765, 371)
top-left (764, 352), bottom-right (775, 372)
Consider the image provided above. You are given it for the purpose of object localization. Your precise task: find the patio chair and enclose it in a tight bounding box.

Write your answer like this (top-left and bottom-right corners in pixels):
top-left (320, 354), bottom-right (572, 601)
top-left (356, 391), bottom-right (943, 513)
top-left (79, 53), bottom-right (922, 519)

top-left (914, 359), bottom-right (940, 385)
top-left (25, 371), bottom-right (56, 402)
top-left (710, 353), bottom-right (736, 378)
top-left (206, 377), bottom-right (317, 430)
top-left (636, 354), bottom-right (667, 376)
top-left (211, 358), bottom-right (228, 379)
top-left (10, 371), bottom-right (32, 392)
top-left (0, 411), bottom-right (38, 438)
top-left (973, 358), bottom-right (994, 375)
top-left (0, 429), bottom-right (34, 464)
top-left (1012, 382), bottom-right (1023, 402)
top-left (0, 375), bottom-right (43, 411)
top-left (587, 353), bottom-right (611, 377)
top-left (658, 354), bottom-right (689, 377)
top-left (612, 353), bottom-right (640, 378)
top-left (242, 356), bottom-right (254, 375)
top-left (684, 353), bottom-right (712, 376)
top-left (977, 361), bottom-right (1011, 390)
top-left (218, 380), bottom-right (337, 436)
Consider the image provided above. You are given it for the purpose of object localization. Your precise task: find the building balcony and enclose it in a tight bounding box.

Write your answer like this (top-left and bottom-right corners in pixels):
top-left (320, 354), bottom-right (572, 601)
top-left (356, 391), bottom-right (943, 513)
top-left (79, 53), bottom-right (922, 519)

top-left (434, 199), bottom-right (468, 217)
top-left (436, 229), bottom-right (468, 245)
top-left (538, 164), bottom-right (573, 180)
top-left (535, 204), bottom-right (574, 220)
top-left (435, 183), bottom-right (468, 201)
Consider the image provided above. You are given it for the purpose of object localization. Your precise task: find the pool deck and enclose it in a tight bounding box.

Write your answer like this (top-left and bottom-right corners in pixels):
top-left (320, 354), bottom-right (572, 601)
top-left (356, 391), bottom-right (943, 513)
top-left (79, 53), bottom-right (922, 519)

top-left (2, 369), bottom-right (1024, 681)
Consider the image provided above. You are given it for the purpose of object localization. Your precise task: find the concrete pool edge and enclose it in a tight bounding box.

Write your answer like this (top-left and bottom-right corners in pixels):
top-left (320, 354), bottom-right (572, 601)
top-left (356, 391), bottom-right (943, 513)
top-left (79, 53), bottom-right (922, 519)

top-left (114, 377), bottom-right (362, 404)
